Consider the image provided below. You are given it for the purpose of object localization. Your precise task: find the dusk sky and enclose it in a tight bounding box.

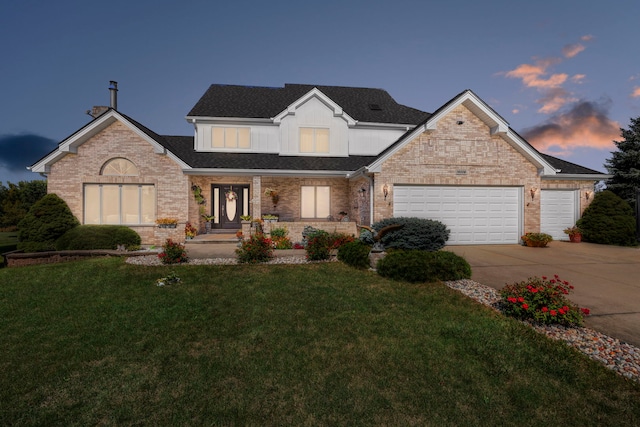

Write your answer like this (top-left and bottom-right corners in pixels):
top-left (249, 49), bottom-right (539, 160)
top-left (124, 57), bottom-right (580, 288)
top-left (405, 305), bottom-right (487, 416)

top-left (1, 0), bottom-right (639, 184)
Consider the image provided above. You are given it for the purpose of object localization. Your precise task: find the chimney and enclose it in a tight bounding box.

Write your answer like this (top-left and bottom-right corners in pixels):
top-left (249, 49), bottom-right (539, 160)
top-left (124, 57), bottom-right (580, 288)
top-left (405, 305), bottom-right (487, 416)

top-left (109, 81), bottom-right (118, 110)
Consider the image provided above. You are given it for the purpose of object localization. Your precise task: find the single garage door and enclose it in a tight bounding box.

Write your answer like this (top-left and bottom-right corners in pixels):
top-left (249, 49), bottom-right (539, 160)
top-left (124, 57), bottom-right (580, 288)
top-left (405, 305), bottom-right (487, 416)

top-left (541, 190), bottom-right (577, 241)
top-left (393, 186), bottom-right (521, 245)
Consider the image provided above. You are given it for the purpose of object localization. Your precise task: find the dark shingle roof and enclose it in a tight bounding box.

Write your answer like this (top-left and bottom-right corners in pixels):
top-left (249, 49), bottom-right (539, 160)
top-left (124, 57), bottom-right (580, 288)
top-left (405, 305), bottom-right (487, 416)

top-left (540, 153), bottom-right (604, 175)
top-left (159, 135), bottom-right (375, 171)
top-left (187, 83), bottom-right (430, 125)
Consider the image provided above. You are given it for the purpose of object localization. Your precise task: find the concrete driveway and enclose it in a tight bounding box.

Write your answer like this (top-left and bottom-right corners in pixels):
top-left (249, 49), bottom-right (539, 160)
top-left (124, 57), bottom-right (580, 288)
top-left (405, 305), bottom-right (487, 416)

top-left (446, 242), bottom-right (640, 348)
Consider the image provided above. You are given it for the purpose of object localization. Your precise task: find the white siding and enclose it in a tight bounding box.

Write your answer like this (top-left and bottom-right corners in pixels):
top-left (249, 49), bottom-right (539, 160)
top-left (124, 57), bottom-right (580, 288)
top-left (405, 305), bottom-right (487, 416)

top-left (349, 128), bottom-right (408, 155)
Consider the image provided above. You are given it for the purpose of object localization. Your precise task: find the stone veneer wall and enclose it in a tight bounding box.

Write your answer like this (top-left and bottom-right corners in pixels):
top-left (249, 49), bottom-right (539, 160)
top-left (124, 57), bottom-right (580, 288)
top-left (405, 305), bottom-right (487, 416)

top-left (47, 121), bottom-right (189, 245)
top-left (373, 105), bottom-right (543, 232)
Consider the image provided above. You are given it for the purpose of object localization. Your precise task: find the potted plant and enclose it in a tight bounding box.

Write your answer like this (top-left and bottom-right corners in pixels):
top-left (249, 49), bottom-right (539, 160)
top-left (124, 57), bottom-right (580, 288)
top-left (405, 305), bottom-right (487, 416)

top-left (521, 232), bottom-right (553, 247)
top-left (564, 225), bottom-right (582, 243)
top-left (240, 215), bottom-right (252, 223)
top-left (185, 222), bottom-right (197, 240)
top-left (156, 218), bottom-right (178, 228)
top-left (202, 214), bottom-right (214, 233)
top-left (262, 214), bottom-right (279, 223)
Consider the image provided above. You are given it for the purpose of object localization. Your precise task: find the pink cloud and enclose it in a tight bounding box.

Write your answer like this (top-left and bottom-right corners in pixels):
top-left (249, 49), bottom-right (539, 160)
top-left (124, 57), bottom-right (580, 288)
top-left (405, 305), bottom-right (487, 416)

top-left (522, 100), bottom-right (620, 152)
top-left (536, 88), bottom-right (577, 114)
top-left (581, 35), bottom-right (594, 42)
top-left (571, 74), bottom-right (586, 83)
top-left (562, 43), bottom-right (585, 58)
top-left (505, 61), bottom-right (567, 89)
top-left (632, 87), bottom-right (640, 98)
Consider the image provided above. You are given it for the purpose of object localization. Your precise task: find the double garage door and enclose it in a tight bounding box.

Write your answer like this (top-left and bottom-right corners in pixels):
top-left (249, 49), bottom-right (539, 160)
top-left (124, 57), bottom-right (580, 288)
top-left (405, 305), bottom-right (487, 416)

top-left (393, 186), bottom-right (578, 245)
top-left (393, 186), bottom-right (521, 245)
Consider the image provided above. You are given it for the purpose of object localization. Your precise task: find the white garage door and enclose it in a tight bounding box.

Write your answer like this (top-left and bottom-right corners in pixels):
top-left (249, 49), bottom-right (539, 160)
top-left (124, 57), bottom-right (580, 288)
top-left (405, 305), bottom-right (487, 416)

top-left (541, 190), bottom-right (577, 241)
top-left (393, 186), bottom-right (521, 245)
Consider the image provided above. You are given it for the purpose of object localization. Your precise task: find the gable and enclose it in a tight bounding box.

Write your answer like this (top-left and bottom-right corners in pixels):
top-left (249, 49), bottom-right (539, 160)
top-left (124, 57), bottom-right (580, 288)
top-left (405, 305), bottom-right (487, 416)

top-left (30, 110), bottom-right (189, 174)
top-left (367, 90), bottom-right (557, 176)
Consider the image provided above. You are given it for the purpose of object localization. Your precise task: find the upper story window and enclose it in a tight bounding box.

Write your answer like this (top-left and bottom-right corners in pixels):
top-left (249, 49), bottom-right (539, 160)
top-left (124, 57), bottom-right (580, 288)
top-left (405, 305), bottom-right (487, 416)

top-left (102, 158), bottom-right (138, 176)
top-left (300, 128), bottom-right (329, 153)
top-left (211, 127), bottom-right (250, 149)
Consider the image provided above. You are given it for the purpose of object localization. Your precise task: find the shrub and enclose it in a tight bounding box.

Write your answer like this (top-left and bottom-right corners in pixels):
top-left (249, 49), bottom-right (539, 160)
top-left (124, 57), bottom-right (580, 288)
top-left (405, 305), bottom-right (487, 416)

top-left (305, 229), bottom-right (331, 261)
top-left (158, 239), bottom-right (188, 264)
top-left (55, 225), bottom-right (141, 250)
top-left (337, 240), bottom-right (372, 269)
top-left (372, 217), bottom-right (450, 251)
top-left (236, 233), bottom-right (274, 263)
top-left (376, 250), bottom-right (471, 283)
top-left (270, 226), bottom-right (292, 249)
top-left (328, 232), bottom-right (355, 249)
top-left (500, 275), bottom-right (590, 327)
top-left (576, 190), bottom-right (637, 246)
top-left (17, 194), bottom-right (79, 252)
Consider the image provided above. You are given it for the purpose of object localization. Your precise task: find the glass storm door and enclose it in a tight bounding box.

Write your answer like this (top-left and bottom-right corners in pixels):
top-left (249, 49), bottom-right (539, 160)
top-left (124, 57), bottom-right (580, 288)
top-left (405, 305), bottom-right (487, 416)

top-left (212, 184), bottom-right (249, 229)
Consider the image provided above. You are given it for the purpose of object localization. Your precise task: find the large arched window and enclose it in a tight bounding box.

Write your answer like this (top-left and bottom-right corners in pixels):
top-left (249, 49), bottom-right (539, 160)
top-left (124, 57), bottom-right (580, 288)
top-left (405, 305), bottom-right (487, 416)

top-left (101, 158), bottom-right (139, 176)
top-left (84, 158), bottom-right (155, 225)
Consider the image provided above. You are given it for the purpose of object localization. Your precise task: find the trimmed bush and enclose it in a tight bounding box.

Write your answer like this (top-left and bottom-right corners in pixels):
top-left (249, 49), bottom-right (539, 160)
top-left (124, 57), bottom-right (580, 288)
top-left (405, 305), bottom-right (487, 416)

top-left (305, 230), bottom-right (331, 261)
top-left (158, 239), bottom-right (188, 264)
top-left (17, 194), bottom-right (79, 252)
top-left (372, 217), bottom-right (450, 251)
top-left (337, 240), bottom-right (372, 269)
top-left (376, 250), bottom-right (471, 283)
top-left (576, 190), bottom-right (637, 246)
top-left (236, 233), bottom-right (274, 263)
top-left (55, 225), bottom-right (141, 250)
top-left (500, 275), bottom-right (590, 327)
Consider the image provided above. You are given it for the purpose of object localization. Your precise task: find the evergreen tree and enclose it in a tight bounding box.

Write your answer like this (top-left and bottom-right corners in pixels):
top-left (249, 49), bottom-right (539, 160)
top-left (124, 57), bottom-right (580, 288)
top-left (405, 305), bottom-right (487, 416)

top-left (605, 116), bottom-right (640, 208)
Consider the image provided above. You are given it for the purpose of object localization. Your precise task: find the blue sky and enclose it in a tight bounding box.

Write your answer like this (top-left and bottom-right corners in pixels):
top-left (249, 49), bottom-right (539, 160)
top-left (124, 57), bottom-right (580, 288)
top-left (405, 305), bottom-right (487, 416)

top-left (1, 0), bottom-right (639, 183)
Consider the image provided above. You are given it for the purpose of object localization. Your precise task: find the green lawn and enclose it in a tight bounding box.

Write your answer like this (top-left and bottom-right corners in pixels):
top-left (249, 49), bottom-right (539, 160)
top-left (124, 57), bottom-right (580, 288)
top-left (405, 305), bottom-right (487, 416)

top-left (0, 231), bottom-right (18, 255)
top-left (1, 258), bottom-right (639, 426)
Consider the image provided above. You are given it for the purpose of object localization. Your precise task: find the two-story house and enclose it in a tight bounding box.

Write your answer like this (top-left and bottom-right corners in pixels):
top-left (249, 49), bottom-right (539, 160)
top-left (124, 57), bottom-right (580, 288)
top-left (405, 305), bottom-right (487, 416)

top-left (30, 83), bottom-right (607, 245)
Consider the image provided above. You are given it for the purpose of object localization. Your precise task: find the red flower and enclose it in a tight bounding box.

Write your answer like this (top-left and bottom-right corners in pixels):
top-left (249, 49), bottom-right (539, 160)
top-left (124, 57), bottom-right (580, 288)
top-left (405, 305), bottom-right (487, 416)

top-left (558, 308), bottom-right (566, 315)
top-left (529, 287), bottom-right (538, 293)
top-left (522, 303), bottom-right (529, 310)
top-left (541, 307), bottom-right (549, 313)
top-left (550, 310), bottom-right (557, 316)
top-left (550, 279), bottom-right (556, 284)
top-left (508, 297), bottom-right (517, 303)
top-left (517, 297), bottom-right (525, 303)
top-left (542, 276), bottom-right (547, 280)
top-left (581, 308), bottom-right (591, 316)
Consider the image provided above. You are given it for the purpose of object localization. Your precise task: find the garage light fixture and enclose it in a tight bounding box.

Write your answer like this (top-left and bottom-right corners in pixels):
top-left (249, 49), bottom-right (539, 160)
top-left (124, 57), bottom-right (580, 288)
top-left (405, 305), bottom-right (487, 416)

top-left (383, 184), bottom-right (389, 200)
top-left (529, 187), bottom-right (537, 201)
top-left (585, 190), bottom-right (593, 201)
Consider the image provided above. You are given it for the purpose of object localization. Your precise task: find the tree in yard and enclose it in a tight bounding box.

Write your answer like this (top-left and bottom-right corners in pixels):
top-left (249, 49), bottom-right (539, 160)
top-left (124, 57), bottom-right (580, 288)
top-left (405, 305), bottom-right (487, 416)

top-left (605, 116), bottom-right (640, 209)
top-left (17, 193), bottom-right (79, 252)
top-left (0, 180), bottom-right (47, 229)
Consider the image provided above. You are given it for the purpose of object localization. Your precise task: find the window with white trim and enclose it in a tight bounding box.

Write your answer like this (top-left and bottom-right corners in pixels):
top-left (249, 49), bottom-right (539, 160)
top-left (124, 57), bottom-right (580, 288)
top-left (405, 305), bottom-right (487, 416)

top-left (300, 128), bottom-right (329, 153)
top-left (301, 186), bottom-right (330, 218)
top-left (84, 184), bottom-right (155, 225)
top-left (211, 127), bottom-right (250, 149)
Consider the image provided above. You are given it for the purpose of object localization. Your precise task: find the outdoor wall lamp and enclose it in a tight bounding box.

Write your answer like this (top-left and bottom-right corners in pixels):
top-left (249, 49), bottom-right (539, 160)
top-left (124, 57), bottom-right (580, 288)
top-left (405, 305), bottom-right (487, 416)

top-left (358, 187), bottom-right (366, 198)
top-left (383, 184), bottom-right (389, 200)
top-left (529, 187), bottom-right (537, 201)
top-left (585, 190), bottom-right (593, 201)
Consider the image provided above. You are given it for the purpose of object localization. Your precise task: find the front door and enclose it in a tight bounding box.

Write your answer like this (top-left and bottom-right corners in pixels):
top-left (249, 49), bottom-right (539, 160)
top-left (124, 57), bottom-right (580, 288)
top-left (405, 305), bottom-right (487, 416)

top-left (212, 184), bottom-right (250, 229)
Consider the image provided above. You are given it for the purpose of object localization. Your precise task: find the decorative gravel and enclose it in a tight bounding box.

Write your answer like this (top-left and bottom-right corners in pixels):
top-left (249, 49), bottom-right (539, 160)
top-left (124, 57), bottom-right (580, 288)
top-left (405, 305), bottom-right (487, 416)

top-left (126, 255), bottom-right (639, 383)
top-left (444, 279), bottom-right (640, 383)
top-left (125, 254), bottom-right (334, 266)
